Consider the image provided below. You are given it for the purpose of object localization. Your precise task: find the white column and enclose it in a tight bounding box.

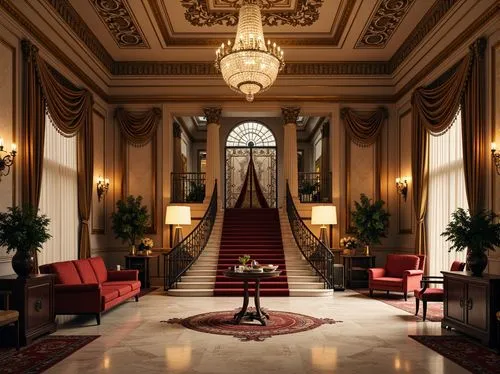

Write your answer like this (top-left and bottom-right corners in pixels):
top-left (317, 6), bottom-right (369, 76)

top-left (204, 107), bottom-right (222, 203)
top-left (282, 107), bottom-right (300, 199)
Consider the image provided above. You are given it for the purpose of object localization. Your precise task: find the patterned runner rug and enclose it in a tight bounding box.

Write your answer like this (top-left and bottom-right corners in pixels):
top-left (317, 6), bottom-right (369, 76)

top-left (355, 289), bottom-right (443, 322)
top-left (410, 335), bottom-right (499, 374)
top-left (0, 335), bottom-right (99, 374)
top-left (162, 309), bottom-right (340, 341)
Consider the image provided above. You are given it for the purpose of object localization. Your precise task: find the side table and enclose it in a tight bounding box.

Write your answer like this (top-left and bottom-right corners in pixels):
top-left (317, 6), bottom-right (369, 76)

top-left (341, 255), bottom-right (376, 288)
top-left (0, 274), bottom-right (56, 346)
top-left (125, 254), bottom-right (159, 288)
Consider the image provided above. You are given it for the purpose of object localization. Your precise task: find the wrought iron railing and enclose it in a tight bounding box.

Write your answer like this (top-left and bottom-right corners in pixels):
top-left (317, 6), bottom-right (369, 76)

top-left (163, 181), bottom-right (217, 290)
top-left (171, 172), bottom-right (206, 203)
top-left (298, 172), bottom-right (332, 203)
top-left (286, 182), bottom-right (334, 289)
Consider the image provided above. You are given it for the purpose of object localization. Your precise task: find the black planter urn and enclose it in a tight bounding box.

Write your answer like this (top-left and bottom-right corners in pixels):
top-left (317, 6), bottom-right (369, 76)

top-left (467, 251), bottom-right (488, 276)
top-left (12, 251), bottom-right (35, 277)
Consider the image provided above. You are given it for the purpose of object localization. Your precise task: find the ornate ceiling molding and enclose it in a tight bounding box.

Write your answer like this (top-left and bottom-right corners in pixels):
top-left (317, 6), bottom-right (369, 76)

top-left (180, 0), bottom-right (324, 27)
top-left (89, 0), bottom-right (149, 48)
top-left (389, 0), bottom-right (460, 70)
top-left (41, 0), bottom-right (114, 70)
top-left (111, 60), bottom-right (390, 76)
top-left (356, 0), bottom-right (415, 49)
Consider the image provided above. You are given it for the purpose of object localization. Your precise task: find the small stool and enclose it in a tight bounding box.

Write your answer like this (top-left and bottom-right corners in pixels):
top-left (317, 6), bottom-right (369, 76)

top-left (0, 291), bottom-right (19, 350)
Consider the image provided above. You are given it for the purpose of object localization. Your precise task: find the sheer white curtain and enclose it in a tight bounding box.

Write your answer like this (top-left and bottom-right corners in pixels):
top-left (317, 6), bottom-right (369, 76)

top-left (38, 117), bottom-right (79, 265)
top-left (427, 110), bottom-right (467, 277)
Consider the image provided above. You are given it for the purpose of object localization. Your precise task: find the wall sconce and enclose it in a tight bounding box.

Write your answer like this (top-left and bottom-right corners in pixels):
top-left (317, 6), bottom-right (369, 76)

top-left (0, 137), bottom-right (16, 181)
top-left (491, 143), bottom-right (500, 175)
top-left (96, 176), bottom-right (110, 201)
top-left (395, 176), bottom-right (409, 201)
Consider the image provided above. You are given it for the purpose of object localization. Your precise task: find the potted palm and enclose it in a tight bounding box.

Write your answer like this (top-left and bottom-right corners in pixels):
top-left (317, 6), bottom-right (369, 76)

top-left (351, 194), bottom-right (390, 255)
top-left (111, 195), bottom-right (150, 255)
top-left (0, 205), bottom-right (51, 276)
top-left (441, 208), bottom-right (500, 276)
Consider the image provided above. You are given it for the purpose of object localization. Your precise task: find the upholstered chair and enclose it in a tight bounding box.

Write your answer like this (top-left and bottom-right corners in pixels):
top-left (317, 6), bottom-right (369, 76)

top-left (414, 260), bottom-right (466, 321)
top-left (368, 254), bottom-right (424, 301)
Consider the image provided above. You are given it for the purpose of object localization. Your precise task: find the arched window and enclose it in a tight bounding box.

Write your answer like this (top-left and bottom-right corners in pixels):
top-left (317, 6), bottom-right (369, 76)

top-left (226, 122), bottom-right (276, 147)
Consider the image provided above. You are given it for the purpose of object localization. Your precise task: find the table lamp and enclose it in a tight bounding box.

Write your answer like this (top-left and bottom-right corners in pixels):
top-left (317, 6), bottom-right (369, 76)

top-left (311, 205), bottom-right (337, 247)
top-left (165, 206), bottom-right (191, 247)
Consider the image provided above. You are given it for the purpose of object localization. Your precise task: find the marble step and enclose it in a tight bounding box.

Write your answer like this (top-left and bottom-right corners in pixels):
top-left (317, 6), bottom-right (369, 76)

top-left (167, 289), bottom-right (213, 297)
top-left (186, 269), bottom-right (217, 276)
top-left (288, 282), bottom-right (324, 289)
top-left (182, 276), bottom-right (216, 282)
top-left (289, 289), bottom-right (334, 297)
top-left (177, 282), bottom-right (215, 289)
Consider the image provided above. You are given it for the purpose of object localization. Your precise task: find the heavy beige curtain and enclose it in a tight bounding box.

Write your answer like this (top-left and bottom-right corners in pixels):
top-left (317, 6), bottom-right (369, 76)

top-left (21, 40), bottom-right (94, 261)
top-left (340, 107), bottom-right (387, 146)
top-left (115, 107), bottom-right (161, 146)
top-left (411, 38), bottom-right (486, 256)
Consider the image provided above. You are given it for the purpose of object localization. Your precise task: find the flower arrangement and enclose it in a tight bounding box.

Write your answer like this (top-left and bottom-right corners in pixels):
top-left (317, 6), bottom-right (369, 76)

top-left (238, 254), bottom-right (251, 266)
top-left (340, 236), bottom-right (358, 249)
top-left (139, 237), bottom-right (154, 251)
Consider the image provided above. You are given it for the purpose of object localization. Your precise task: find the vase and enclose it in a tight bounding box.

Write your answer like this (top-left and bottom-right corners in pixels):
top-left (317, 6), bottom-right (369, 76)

top-left (364, 245), bottom-right (370, 256)
top-left (12, 250), bottom-right (35, 277)
top-left (130, 245), bottom-right (136, 255)
top-left (467, 251), bottom-right (488, 276)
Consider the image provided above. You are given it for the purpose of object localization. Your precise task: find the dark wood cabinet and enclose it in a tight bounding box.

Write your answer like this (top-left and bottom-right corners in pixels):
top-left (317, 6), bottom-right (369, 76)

top-left (341, 255), bottom-right (376, 288)
top-left (442, 271), bottom-right (500, 347)
top-left (0, 274), bottom-right (56, 346)
top-left (125, 255), bottom-right (159, 288)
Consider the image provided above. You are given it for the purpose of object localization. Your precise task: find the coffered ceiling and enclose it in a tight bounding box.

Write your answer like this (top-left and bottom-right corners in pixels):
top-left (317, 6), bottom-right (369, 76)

top-left (42, 0), bottom-right (446, 65)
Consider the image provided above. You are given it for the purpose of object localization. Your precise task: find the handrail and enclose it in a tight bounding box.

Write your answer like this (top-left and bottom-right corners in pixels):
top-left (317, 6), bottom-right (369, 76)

top-left (171, 172), bottom-right (206, 203)
top-left (285, 182), bottom-right (335, 289)
top-left (163, 181), bottom-right (217, 290)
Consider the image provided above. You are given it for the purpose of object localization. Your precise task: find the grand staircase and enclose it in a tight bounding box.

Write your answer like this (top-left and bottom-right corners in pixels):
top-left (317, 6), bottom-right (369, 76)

top-left (167, 208), bottom-right (333, 296)
top-left (214, 208), bottom-right (289, 296)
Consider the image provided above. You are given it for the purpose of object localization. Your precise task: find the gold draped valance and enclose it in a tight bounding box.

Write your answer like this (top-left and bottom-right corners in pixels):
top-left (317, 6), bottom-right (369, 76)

top-left (340, 107), bottom-right (388, 147)
top-left (115, 107), bottom-right (162, 147)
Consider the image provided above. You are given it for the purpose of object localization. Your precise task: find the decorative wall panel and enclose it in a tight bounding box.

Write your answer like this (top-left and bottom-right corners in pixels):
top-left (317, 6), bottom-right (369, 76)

top-left (345, 137), bottom-right (380, 231)
top-left (91, 110), bottom-right (106, 234)
top-left (122, 136), bottom-right (157, 234)
top-left (398, 109), bottom-right (413, 234)
top-left (0, 38), bottom-right (15, 263)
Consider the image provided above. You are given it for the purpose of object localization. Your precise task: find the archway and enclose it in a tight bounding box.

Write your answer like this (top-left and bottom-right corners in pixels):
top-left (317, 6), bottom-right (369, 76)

top-left (225, 121), bottom-right (277, 208)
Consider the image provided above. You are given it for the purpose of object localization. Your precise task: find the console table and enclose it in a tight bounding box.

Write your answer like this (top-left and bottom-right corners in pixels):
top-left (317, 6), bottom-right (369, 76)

top-left (341, 255), bottom-right (376, 288)
top-left (125, 254), bottom-right (159, 288)
top-left (442, 271), bottom-right (500, 348)
top-left (0, 274), bottom-right (56, 346)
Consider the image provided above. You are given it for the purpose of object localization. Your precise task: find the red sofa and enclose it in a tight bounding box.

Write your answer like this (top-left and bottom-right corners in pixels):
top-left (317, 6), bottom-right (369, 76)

top-left (39, 256), bottom-right (141, 324)
top-left (368, 254), bottom-right (424, 301)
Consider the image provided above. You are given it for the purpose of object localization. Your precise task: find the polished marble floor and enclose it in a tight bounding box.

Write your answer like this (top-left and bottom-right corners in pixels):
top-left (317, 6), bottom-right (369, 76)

top-left (48, 290), bottom-right (469, 374)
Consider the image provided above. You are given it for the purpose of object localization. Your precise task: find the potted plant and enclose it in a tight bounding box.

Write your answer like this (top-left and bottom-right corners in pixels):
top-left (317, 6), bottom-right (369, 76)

top-left (441, 208), bottom-right (500, 276)
top-left (111, 195), bottom-right (150, 255)
top-left (340, 236), bottom-right (359, 255)
top-left (351, 194), bottom-right (390, 255)
top-left (0, 205), bottom-right (51, 277)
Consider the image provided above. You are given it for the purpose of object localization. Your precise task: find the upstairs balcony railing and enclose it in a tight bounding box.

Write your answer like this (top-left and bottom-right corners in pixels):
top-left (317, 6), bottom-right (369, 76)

top-left (286, 182), bottom-right (334, 289)
top-left (171, 172), bottom-right (206, 203)
top-left (163, 181), bottom-right (217, 290)
top-left (298, 172), bottom-right (332, 203)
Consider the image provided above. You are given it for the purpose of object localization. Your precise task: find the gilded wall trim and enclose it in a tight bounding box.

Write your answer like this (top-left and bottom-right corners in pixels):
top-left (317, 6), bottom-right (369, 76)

top-left (356, 0), bottom-right (415, 49)
top-left (89, 0), bottom-right (149, 48)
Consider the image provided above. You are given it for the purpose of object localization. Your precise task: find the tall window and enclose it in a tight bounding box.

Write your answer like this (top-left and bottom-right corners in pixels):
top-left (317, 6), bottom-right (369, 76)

top-left (38, 117), bottom-right (79, 265)
top-left (427, 110), bottom-right (467, 276)
top-left (226, 122), bottom-right (276, 147)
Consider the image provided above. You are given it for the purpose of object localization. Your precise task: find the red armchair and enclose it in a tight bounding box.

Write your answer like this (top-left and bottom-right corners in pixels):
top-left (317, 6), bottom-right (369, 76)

top-left (414, 260), bottom-right (465, 321)
top-left (368, 254), bottom-right (424, 301)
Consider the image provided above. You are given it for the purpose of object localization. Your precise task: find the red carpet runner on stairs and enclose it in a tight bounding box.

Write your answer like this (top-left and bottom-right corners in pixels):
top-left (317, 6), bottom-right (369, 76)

top-left (214, 208), bottom-right (289, 296)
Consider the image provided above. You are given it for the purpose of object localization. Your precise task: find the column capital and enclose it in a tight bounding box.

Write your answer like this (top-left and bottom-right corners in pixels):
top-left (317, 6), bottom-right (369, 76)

top-left (173, 122), bottom-right (182, 138)
top-left (281, 107), bottom-right (301, 125)
top-left (321, 122), bottom-right (330, 138)
top-left (203, 107), bottom-right (222, 124)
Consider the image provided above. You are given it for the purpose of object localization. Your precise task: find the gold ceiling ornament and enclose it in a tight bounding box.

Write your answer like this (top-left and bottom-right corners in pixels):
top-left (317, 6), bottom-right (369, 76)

top-left (214, 0), bottom-right (285, 102)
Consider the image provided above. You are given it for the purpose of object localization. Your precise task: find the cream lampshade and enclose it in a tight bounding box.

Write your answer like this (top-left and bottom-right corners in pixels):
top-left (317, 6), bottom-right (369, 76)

top-left (165, 206), bottom-right (191, 247)
top-left (311, 206), bottom-right (337, 246)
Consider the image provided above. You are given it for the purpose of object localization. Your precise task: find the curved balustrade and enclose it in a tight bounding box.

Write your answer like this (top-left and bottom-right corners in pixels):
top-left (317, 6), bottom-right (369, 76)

top-left (163, 181), bottom-right (217, 290)
top-left (286, 182), bottom-right (335, 289)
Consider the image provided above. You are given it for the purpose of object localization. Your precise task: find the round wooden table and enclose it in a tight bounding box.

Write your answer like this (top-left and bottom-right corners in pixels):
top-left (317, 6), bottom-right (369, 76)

top-left (223, 270), bottom-right (281, 326)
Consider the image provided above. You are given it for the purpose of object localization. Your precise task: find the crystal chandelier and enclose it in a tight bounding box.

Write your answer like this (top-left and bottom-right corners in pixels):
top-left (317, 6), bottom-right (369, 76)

top-left (215, 0), bottom-right (285, 102)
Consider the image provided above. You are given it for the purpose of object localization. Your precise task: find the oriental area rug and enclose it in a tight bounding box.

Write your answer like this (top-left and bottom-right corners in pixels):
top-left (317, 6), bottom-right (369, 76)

top-left (162, 310), bottom-right (340, 341)
top-left (355, 289), bottom-right (443, 322)
top-left (0, 335), bottom-right (99, 374)
top-left (410, 335), bottom-right (500, 374)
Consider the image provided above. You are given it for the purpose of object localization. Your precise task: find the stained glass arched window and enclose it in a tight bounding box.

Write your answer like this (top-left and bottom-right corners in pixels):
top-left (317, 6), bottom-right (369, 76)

top-left (226, 122), bottom-right (276, 147)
